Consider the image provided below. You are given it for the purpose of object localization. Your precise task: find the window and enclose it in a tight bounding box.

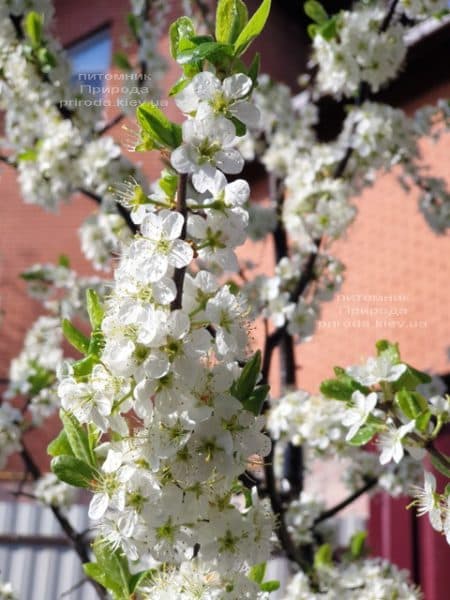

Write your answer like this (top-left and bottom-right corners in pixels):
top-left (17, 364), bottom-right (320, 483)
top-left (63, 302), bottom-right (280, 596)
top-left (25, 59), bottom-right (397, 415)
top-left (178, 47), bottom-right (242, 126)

top-left (67, 28), bottom-right (112, 93)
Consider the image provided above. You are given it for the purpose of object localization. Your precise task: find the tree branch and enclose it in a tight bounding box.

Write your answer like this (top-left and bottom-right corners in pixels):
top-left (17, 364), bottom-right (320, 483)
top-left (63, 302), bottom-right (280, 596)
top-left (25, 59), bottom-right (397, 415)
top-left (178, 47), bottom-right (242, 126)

top-left (313, 478), bottom-right (378, 527)
top-left (19, 444), bottom-right (107, 599)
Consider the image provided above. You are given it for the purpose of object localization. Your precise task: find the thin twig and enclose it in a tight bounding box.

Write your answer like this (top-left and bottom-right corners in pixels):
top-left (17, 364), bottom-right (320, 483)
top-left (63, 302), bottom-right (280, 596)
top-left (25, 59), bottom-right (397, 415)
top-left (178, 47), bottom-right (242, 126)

top-left (313, 478), bottom-right (378, 526)
top-left (19, 445), bottom-right (107, 599)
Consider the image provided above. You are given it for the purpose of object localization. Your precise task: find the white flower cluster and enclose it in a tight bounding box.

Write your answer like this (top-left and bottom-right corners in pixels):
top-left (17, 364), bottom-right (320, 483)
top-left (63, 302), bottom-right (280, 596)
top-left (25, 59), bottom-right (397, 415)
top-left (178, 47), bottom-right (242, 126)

top-left (6, 315), bottom-right (62, 425)
top-left (80, 210), bottom-right (132, 271)
top-left (283, 558), bottom-right (421, 599)
top-left (138, 559), bottom-right (267, 600)
top-left (0, 403), bottom-right (22, 469)
top-left (6, 263), bottom-right (108, 425)
top-left (325, 347), bottom-right (450, 545)
top-left (57, 68), bottom-right (275, 592)
top-left (313, 3), bottom-right (407, 97)
top-left (34, 472), bottom-right (76, 507)
top-left (399, 0), bottom-right (449, 19)
top-left (0, 1), bottom-right (153, 268)
top-left (268, 390), bottom-right (346, 455)
top-left (285, 491), bottom-right (327, 545)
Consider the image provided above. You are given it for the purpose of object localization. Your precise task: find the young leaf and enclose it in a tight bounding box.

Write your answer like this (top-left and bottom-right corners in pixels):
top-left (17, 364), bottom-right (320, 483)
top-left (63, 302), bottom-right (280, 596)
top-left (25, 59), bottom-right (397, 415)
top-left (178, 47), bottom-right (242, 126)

top-left (395, 390), bottom-right (428, 420)
top-left (176, 41), bottom-right (234, 65)
top-left (320, 375), bottom-right (367, 402)
top-left (60, 410), bottom-right (96, 466)
top-left (169, 77), bottom-right (190, 97)
top-left (62, 319), bottom-right (90, 355)
top-left (304, 1), bottom-right (328, 24)
top-left (243, 384), bottom-right (270, 415)
top-left (347, 424), bottom-right (378, 446)
top-left (58, 254), bottom-right (70, 268)
top-left (350, 530), bottom-right (367, 559)
top-left (260, 580), bottom-right (280, 592)
top-left (234, 0), bottom-right (272, 57)
top-left (86, 289), bottom-right (104, 330)
top-left (51, 455), bottom-right (97, 488)
top-left (393, 365), bottom-right (432, 392)
top-left (25, 12), bottom-right (43, 47)
top-left (216, 0), bottom-right (249, 45)
top-left (72, 355), bottom-right (99, 379)
top-left (247, 52), bottom-right (260, 84)
top-left (248, 562), bottom-right (266, 584)
top-left (231, 350), bottom-right (261, 402)
top-left (314, 543), bottom-right (333, 569)
top-left (137, 103), bottom-right (182, 150)
top-left (92, 541), bottom-right (131, 598)
top-left (113, 51), bottom-right (132, 71)
top-left (170, 16), bottom-right (195, 59)
top-left (47, 430), bottom-right (74, 458)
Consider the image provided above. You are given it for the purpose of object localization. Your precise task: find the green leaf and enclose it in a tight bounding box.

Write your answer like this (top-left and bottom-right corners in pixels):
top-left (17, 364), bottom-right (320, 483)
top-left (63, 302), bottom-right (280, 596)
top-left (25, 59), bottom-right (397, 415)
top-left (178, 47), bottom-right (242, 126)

top-left (170, 16), bottom-right (196, 59)
top-left (248, 562), bottom-right (266, 584)
top-left (169, 77), bottom-right (190, 97)
top-left (58, 254), bottom-right (70, 268)
top-left (25, 11), bottom-right (43, 47)
top-left (350, 531), bottom-right (367, 559)
top-left (314, 543), bottom-right (333, 569)
top-left (393, 365), bottom-right (432, 392)
top-left (51, 455), bottom-right (97, 488)
top-left (113, 51), bottom-right (132, 71)
top-left (37, 47), bottom-right (57, 70)
top-left (47, 430), bottom-right (74, 458)
top-left (86, 289), bottom-right (104, 330)
top-left (72, 355), bottom-right (99, 379)
top-left (127, 12), bottom-right (141, 38)
top-left (176, 41), bottom-right (234, 65)
top-left (320, 374), bottom-right (368, 402)
top-left (60, 410), bottom-right (95, 466)
top-left (347, 424), bottom-right (378, 446)
top-left (128, 569), bottom-right (156, 594)
top-left (243, 384), bottom-right (270, 415)
top-left (231, 351), bottom-right (261, 402)
top-left (216, 0), bottom-right (249, 45)
top-left (304, 1), bottom-right (328, 24)
top-left (158, 170), bottom-right (179, 200)
top-left (136, 103), bottom-right (182, 150)
top-left (395, 390), bottom-right (428, 420)
top-left (91, 541), bottom-right (131, 598)
top-left (247, 52), bottom-right (260, 84)
top-left (307, 23), bottom-right (318, 39)
top-left (416, 411), bottom-right (432, 434)
top-left (230, 116), bottom-right (247, 137)
top-left (260, 580), bottom-right (280, 592)
top-left (430, 452), bottom-right (450, 478)
top-left (62, 319), bottom-right (90, 355)
top-left (18, 148), bottom-right (38, 161)
top-left (234, 0), bottom-right (272, 57)
top-left (317, 16), bottom-right (339, 41)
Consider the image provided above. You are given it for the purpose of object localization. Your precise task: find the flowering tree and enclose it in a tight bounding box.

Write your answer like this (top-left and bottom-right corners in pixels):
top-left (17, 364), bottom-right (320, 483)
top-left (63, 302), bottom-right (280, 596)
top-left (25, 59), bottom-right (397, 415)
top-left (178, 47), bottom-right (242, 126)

top-left (1, 0), bottom-right (450, 598)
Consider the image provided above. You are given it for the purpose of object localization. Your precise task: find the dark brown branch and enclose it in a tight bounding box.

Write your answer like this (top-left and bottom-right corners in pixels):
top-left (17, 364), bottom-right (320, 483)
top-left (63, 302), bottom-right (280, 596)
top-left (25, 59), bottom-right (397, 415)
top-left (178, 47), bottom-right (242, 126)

top-left (313, 478), bottom-right (378, 526)
top-left (77, 187), bottom-right (138, 235)
top-left (20, 445), bottom-right (107, 599)
top-left (171, 173), bottom-right (188, 310)
top-left (96, 113), bottom-right (126, 136)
